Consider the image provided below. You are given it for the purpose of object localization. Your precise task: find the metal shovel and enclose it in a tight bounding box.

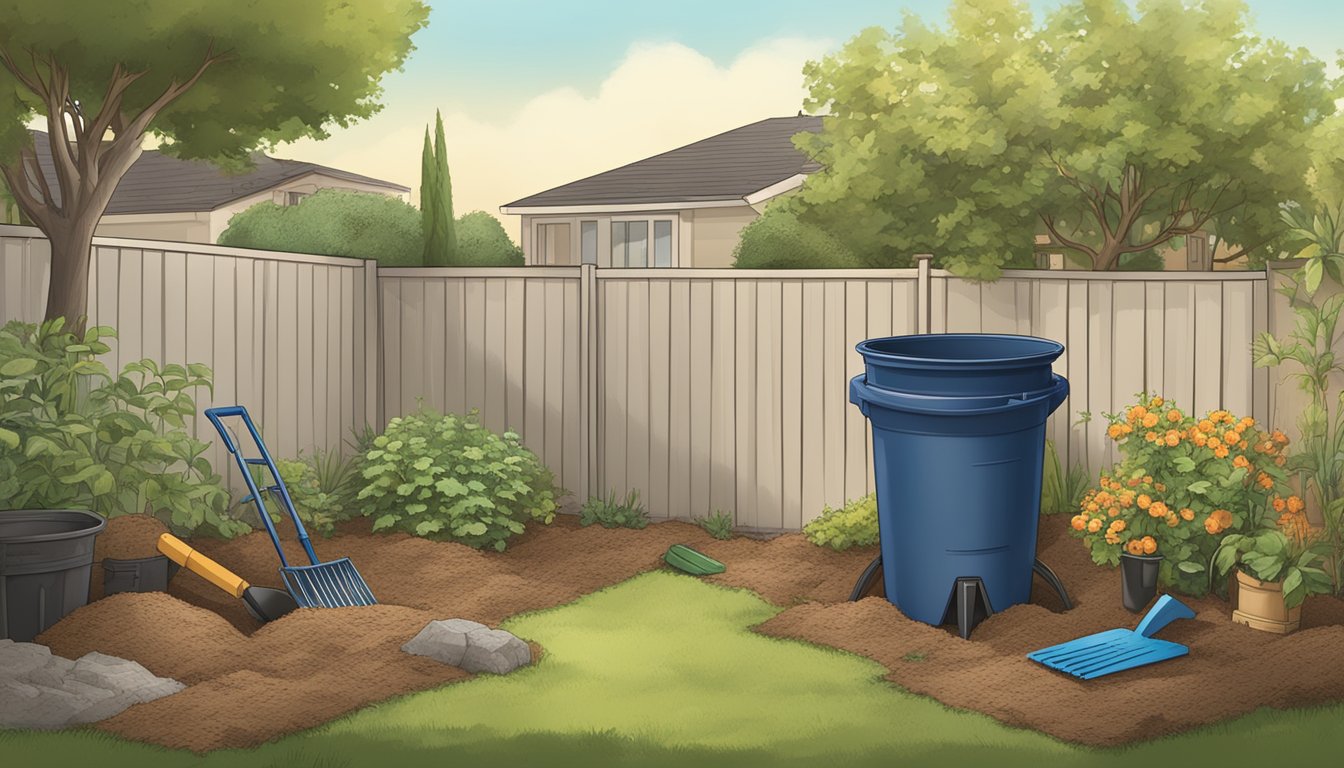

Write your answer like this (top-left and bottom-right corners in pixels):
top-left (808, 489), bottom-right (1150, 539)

top-left (157, 533), bottom-right (298, 622)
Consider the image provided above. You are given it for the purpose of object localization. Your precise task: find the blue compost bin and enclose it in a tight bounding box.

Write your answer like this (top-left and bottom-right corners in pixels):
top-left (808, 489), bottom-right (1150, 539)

top-left (848, 334), bottom-right (1069, 629)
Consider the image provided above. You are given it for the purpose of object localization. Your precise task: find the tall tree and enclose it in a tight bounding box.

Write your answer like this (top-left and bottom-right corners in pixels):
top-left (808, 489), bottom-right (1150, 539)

top-left (421, 109), bottom-right (457, 266)
top-left (0, 0), bottom-right (430, 325)
top-left (793, 0), bottom-right (1339, 277)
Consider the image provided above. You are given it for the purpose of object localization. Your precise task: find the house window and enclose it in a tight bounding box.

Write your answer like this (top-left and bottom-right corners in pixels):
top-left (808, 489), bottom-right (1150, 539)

top-left (612, 218), bottom-right (673, 267)
top-left (537, 222), bottom-right (573, 265)
top-left (580, 221), bottom-right (598, 265)
top-left (285, 191), bottom-right (309, 206)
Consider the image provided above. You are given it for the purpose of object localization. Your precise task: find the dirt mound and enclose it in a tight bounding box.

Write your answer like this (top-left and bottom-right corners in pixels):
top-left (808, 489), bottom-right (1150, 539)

top-left (95, 514), bottom-right (169, 561)
top-left (35, 511), bottom-right (1344, 751)
top-left (756, 514), bottom-right (1344, 746)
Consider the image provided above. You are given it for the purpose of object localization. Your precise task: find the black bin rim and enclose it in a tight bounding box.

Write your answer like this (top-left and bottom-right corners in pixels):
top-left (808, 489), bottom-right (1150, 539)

top-left (0, 509), bottom-right (107, 543)
top-left (856, 333), bottom-right (1064, 368)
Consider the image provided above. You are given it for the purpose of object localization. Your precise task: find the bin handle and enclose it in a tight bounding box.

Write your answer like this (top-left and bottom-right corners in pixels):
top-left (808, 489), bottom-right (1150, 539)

top-left (851, 374), bottom-right (1068, 417)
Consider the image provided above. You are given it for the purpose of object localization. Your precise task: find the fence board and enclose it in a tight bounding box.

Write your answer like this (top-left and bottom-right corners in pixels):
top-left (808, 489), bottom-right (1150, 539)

top-left (1, 226), bottom-right (1286, 530)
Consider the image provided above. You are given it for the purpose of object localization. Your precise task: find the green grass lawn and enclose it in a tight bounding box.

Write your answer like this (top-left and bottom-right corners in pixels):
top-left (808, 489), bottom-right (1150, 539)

top-left (4, 571), bottom-right (1344, 767)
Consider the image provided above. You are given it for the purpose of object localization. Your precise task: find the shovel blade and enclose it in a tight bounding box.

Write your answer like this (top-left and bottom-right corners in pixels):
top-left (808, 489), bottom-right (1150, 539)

top-left (242, 586), bottom-right (299, 622)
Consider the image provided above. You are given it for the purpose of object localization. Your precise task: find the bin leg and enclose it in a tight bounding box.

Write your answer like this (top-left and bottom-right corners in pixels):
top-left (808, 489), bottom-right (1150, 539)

top-left (849, 555), bottom-right (885, 601)
top-left (949, 577), bottom-right (993, 639)
top-left (1032, 558), bottom-right (1072, 610)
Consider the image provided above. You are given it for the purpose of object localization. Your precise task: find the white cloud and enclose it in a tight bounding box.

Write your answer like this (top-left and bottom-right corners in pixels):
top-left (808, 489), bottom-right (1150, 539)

top-left (281, 37), bottom-right (833, 243)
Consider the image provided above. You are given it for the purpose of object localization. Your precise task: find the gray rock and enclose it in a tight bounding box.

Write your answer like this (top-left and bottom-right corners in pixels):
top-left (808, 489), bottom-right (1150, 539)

top-left (0, 639), bottom-right (53, 678)
top-left (402, 619), bottom-right (530, 675)
top-left (0, 642), bottom-right (184, 730)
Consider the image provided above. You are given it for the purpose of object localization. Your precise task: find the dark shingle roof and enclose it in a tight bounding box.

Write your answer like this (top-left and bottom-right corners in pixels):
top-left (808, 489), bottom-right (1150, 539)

top-left (503, 116), bottom-right (823, 209)
top-left (25, 131), bottom-right (408, 215)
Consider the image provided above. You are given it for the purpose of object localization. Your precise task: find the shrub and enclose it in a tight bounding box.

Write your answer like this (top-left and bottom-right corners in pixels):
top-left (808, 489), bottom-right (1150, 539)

top-left (0, 319), bottom-right (244, 536)
top-left (579, 489), bottom-right (649, 529)
top-left (218, 189), bottom-right (424, 266)
top-left (455, 211), bottom-right (524, 266)
top-left (1070, 393), bottom-right (1291, 595)
top-left (272, 447), bottom-right (362, 537)
top-left (1214, 496), bottom-right (1333, 609)
top-left (699, 510), bottom-right (734, 540)
top-left (803, 494), bottom-right (879, 550)
top-left (356, 408), bottom-right (557, 550)
top-left (732, 207), bottom-right (863, 269)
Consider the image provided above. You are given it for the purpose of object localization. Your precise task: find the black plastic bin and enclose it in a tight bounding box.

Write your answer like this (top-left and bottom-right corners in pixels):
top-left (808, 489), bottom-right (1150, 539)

top-left (0, 509), bottom-right (106, 642)
top-left (103, 555), bottom-right (180, 595)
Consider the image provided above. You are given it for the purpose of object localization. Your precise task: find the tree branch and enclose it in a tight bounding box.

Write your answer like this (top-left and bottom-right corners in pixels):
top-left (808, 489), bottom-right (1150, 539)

top-left (39, 56), bottom-right (83, 204)
top-left (85, 63), bottom-right (147, 149)
top-left (0, 45), bottom-right (47, 99)
top-left (1040, 213), bottom-right (1099, 262)
top-left (0, 157), bottom-right (52, 229)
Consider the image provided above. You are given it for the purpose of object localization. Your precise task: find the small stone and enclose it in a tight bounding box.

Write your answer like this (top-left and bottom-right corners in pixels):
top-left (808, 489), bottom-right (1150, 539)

top-left (0, 639), bottom-right (53, 679)
top-left (402, 621), bottom-right (469, 666)
top-left (402, 619), bottom-right (530, 675)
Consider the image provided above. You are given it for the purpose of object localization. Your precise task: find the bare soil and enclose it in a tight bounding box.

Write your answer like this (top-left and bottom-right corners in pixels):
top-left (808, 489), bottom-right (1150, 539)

top-left (37, 513), bottom-right (1344, 752)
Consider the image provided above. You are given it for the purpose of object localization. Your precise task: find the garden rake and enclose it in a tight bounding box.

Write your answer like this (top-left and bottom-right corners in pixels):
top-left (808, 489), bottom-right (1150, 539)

top-left (205, 406), bottom-right (377, 609)
top-left (1027, 594), bottom-right (1194, 680)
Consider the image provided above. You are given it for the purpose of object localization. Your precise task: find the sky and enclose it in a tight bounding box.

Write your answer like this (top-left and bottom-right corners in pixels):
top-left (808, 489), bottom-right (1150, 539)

top-left (110, 1), bottom-right (1344, 242)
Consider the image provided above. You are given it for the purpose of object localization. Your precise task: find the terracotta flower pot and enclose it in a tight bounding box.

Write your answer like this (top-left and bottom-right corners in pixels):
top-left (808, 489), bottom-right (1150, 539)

top-left (1232, 570), bottom-right (1301, 634)
top-left (1120, 553), bottom-right (1163, 612)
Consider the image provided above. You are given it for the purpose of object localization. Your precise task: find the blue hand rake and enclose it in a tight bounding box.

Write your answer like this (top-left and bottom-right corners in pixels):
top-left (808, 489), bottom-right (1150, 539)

top-left (205, 406), bottom-right (376, 609)
top-left (1027, 594), bottom-right (1195, 680)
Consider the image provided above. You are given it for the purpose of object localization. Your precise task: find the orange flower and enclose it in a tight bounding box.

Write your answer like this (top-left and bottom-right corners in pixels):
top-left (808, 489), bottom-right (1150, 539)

top-left (1095, 492), bottom-right (1113, 507)
top-left (1106, 531), bottom-right (1122, 545)
top-left (1165, 430), bottom-right (1180, 447)
top-left (1071, 515), bottom-right (1087, 531)
top-left (1108, 506), bottom-right (1120, 517)
top-left (1223, 431), bottom-right (1240, 446)
top-left (1197, 419), bottom-right (1215, 433)
top-left (1272, 429), bottom-right (1289, 445)
top-left (1108, 424), bottom-right (1126, 440)
top-left (1141, 536), bottom-right (1158, 555)
top-left (1213, 509), bottom-right (1233, 527)
top-left (1207, 436), bottom-right (1222, 450)
top-left (1151, 396), bottom-right (1164, 408)
top-left (1257, 473), bottom-right (1274, 490)
top-left (1126, 539), bottom-right (1145, 555)
top-left (1088, 518), bottom-right (1103, 533)
top-left (1119, 492), bottom-right (1135, 508)
top-left (1086, 501), bottom-right (1100, 513)
top-left (1166, 409), bottom-right (1182, 422)
top-left (1214, 445), bottom-right (1230, 459)
top-left (1142, 413), bottom-right (1160, 428)
top-left (1137, 494), bottom-right (1152, 510)
top-left (1275, 456), bottom-right (1287, 467)
top-left (1193, 433), bottom-right (1208, 447)
top-left (1148, 501), bottom-right (1169, 518)
top-left (1154, 482), bottom-right (1166, 492)
top-left (1204, 517), bottom-right (1221, 535)
top-left (1287, 495), bottom-right (1305, 513)
top-left (1240, 417), bottom-right (1256, 429)
top-left (1142, 475), bottom-right (1153, 484)
top-left (1145, 432), bottom-right (1158, 443)
top-left (1210, 410), bottom-right (1229, 423)
top-left (1166, 513), bottom-right (1180, 527)
top-left (1128, 405), bottom-right (1148, 421)
top-left (1110, 519), bottom-right (1127, 533)
top-left (1233, 455), bottom-right (1250, 469)
top-left (1272, 496), bottom-right (1287, 513)
top-left (1180, 507), bottom-right (1195, 521)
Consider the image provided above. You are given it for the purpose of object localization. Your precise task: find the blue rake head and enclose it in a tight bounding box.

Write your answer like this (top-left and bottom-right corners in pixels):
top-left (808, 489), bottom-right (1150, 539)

top-left (281, 558), bottom-right (378, 608)
top-left (1027, 594), bottom-right (1196, 680)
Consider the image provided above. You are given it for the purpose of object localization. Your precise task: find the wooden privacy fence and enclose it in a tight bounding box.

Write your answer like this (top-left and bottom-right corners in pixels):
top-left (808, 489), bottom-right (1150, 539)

top-left (1, 225), bottom-right (1274, 530)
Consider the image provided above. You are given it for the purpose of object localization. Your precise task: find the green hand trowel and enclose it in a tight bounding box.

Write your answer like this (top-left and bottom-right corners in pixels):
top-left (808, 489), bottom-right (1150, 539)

top-left (664, 544), bottom-right (725, 575)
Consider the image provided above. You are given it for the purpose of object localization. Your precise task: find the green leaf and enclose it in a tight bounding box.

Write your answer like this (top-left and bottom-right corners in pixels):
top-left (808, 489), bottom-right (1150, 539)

top-left (1177, 561), bottom-right (1204, 573)
top-left (1187, 480), bottom-right (1212, 495)
top-left (372, 514), bottom-right (398, 531)
top-left (0, 357), bottom-right (38, 376)
top-left (1172, 456), bottom-right (1196, 472)
top-left (1283, 568), bottom-right (1303, 598)
top-left (0, 427), bottom-right (18, 450)
top-left (92, 471), bottom-right (116, 496)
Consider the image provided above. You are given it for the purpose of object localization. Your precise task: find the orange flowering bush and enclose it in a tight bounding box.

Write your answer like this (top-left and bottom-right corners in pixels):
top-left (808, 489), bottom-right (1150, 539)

top-left (1070, 393), bottom-right (1292, 595)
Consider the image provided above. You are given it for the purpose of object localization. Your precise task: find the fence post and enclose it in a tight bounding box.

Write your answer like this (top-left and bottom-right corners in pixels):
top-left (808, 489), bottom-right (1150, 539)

top-left (915, 253), bottom-right (933, 334)
top-left (363, 258), bottom-right (382, 433)
top-left (579, 263), bottom-right (596, 506)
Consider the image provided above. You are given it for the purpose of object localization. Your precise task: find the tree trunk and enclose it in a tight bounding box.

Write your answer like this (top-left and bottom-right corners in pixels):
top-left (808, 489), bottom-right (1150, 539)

top-left (44, 215), bottom-right (99, 332)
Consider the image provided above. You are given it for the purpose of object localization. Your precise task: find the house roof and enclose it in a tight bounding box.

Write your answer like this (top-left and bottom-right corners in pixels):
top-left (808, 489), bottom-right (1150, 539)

top-left (501, 116), bottom-right (823, 212)
top-left (24, 131), bottom-right (409, 215)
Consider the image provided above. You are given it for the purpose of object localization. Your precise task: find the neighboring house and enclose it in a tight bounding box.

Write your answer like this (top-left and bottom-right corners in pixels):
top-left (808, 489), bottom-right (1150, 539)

top-left (23, 131), bottom-right (410, 244)
top-left (501, 116), bottom-right (822, 268)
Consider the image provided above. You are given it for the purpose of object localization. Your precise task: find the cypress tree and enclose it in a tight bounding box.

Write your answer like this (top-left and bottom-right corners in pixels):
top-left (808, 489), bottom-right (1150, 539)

top-left (434, 110), bottom-right (458, 264)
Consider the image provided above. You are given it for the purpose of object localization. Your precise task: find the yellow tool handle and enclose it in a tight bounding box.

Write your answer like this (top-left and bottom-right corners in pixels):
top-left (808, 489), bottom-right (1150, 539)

top-left (157, 533), bottom-right (250, 599)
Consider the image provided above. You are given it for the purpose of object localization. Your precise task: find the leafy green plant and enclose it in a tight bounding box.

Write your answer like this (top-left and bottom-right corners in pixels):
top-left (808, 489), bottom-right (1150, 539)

top-left (1070, 393), bottom-right (1290, 595)
top-left (0, 319), bottom-right (244, 536)
top-left (699, 510), bottom-right (734, 540)
top-left (1040, 439), bottom-right (1066, 514)
top-left (1214, 498), bottom-right (1333, 609)
top-left (579, 489), bottom-right (649, 529)
top-left (356, 408), bottom-right (557, 550)
top-left (1253, 201), bottom-right (1344, 592)
top-left (803, 494), bottom-right (879, 551)
top-left (270, 447), bottom-right (363, 537)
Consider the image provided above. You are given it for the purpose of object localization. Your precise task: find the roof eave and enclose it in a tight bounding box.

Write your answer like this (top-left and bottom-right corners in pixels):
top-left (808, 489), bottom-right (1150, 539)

top-left (500, 172), bottom-right (813, 216)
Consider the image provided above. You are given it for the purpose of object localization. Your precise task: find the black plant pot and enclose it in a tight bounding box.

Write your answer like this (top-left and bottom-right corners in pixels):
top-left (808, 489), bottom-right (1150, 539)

top-left (103, 555), bottom-right (181, 595)
top-left (1121, 553), bottom-right (1163, 612)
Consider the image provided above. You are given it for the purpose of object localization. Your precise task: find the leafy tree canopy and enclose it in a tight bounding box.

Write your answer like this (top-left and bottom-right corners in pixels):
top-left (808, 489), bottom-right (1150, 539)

top-left (456, 211), bottom-right (523, 266)
top-left (0, 0), bottom-right (429, 322)
top-left (792, 0), bottom-right (1340, 277)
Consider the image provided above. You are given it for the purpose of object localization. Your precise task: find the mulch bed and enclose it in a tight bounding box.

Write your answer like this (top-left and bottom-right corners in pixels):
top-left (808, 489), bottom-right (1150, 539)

top-left (36, 513), bottom-right (1344, 752)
